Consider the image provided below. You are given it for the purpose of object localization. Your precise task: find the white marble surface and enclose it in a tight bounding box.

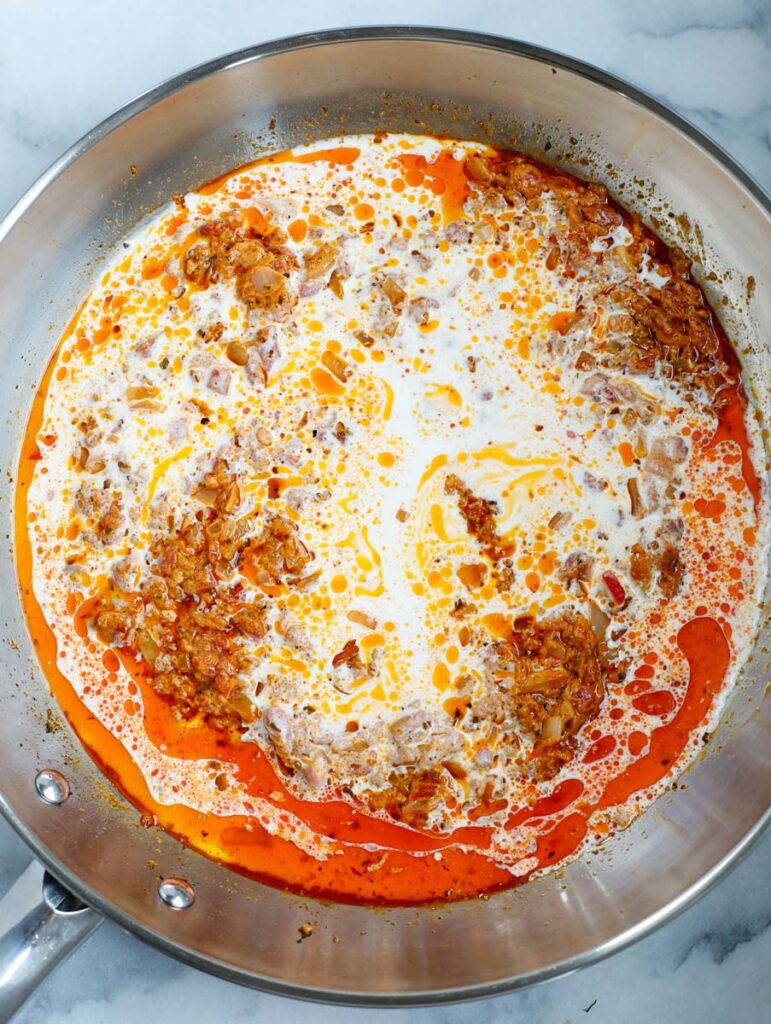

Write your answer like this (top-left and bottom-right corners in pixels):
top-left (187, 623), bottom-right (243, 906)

top-left (1, 0), bottom-right (769, 1021)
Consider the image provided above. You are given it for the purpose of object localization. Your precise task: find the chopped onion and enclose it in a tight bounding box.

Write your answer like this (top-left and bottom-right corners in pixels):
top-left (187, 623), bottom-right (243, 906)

top-left (587, 599), bottom-right (611, 638)
top-left (250, 265), bottom-right (284, 298)
top-left (347, 609), bottom-right (377, 630)
top-left (540, 715), bottom-right (563, 744)
top-left (465, 154), bottom-right (492, 182)
top-left (321, 350), bottom-right (351, 382)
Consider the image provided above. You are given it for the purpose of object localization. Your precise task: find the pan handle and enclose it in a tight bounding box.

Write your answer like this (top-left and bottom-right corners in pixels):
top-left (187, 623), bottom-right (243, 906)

top-left (0, 860), bottom-right (101, 1022)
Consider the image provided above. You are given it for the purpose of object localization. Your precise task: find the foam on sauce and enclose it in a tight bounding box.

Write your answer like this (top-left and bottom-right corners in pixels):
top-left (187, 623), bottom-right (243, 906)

top-left (16, 134), bottom-right (768, 903)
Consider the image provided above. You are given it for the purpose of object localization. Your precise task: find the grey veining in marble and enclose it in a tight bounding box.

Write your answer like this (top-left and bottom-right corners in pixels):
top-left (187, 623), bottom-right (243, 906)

top-left (1, 1), bottom-right (769, 1021)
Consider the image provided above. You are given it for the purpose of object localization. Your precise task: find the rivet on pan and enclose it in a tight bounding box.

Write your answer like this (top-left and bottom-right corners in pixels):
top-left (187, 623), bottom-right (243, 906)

top-left (157, 878), bottom-right (196, 910)
top-left (34, 769), bottom-right (70, 805)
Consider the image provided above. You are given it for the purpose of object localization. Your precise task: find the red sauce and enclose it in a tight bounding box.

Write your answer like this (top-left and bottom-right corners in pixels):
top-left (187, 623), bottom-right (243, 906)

top-left (397, 151), bottom-right (471, 224)
top-left (13, 146), bottom-right (760, 906)
top-left (709, 380), bottom-right (762, 506)
top-left (632, 690), bottom-right (676, 717)
top-left (199, 146), bottom-right (361, 196)
top-left (583, 735), bottom-right (617, 764)
top-left (600, 619), bottom-right (729, 807)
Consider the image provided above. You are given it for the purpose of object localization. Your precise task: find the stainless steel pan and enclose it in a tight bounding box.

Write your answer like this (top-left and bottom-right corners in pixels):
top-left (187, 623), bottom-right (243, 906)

top-left (0, 27), bottom-right (768, 1016)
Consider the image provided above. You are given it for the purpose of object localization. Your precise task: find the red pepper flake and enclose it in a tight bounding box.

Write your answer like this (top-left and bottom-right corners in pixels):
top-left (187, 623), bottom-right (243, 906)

top-left (602, 571), bottom-right (626, 605)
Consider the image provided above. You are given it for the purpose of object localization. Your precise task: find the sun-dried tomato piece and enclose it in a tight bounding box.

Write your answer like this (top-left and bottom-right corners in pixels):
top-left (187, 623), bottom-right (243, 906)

top-left (602, 571), bottom-right (626, 606)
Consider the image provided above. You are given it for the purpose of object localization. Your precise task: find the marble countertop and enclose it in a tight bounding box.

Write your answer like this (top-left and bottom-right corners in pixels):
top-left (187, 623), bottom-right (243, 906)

top-left (2, 1), bottom-right (769, 1021)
